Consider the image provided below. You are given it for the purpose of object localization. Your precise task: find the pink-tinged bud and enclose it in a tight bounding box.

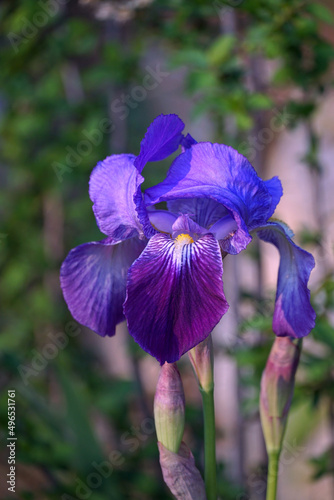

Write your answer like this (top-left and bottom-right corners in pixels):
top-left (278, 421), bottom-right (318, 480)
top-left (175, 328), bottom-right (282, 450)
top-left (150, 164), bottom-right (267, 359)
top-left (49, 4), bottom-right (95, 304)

top-left (158, 441), bottom-right (207, 500)
top-left (260, 336), bottom-right (302, 454)
top-left (154, 362), bottom-right (185, 453)
top-left (188, 336), bottom-right (213, 392)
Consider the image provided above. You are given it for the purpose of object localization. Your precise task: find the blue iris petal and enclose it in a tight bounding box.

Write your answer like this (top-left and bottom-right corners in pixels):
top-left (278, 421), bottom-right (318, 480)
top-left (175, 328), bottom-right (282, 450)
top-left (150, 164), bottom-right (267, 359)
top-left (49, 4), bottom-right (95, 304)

top-left (89, 154), bottom-right (143, 241)
top-left (264, 177), bottom-right (283, 219)
top-left (145, 142), bottom-right (281, 253)
top-left (181, 133), bottom-right (197, 150)
top-left (134, 114), bottom-right (185, 173)
top-left (255, 221), bottom-right (316, 338)
top-left (133, 114), bottom-right (185, 238)
top-left (60, 237), bottom-right (146, 337)
top-left (147, 209), bottom-right (178, 234)
top-left (124, 232), bottom-right (228, 364)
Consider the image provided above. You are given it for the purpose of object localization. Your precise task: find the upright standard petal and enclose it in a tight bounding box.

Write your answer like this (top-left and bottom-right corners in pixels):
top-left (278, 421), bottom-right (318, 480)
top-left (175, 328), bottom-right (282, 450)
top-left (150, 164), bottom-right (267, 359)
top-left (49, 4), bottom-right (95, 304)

top-left (89, 154), bottom-right (144, 242)
top-left (134, 187), bottom-right (158, 239)
top-left (60, 237), bottom-right (146, 337)
top-left (264, 177), bottom-right (283, 218)
top-left (124, 233), bottom-right (229, 364)
top-left (255, 221), bottom-right (316, 338)
top-left (134, 114), bottom-right (185, 173)
top-left (133, 114), bottom-right (185, 239)
top-left (146, 143), bottom-right (280, 253)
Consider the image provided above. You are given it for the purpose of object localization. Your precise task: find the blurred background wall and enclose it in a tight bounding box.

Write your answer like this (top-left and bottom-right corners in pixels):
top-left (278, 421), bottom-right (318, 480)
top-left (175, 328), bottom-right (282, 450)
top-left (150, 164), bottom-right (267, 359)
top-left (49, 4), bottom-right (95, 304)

top-left (1, 1), bottom-right (334, 499)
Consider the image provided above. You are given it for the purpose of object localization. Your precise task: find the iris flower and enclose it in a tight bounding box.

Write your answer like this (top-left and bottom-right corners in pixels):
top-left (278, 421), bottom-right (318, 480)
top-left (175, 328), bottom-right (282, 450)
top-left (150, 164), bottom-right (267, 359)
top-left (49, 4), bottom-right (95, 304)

top-left (60, 114), bottom-right (315, 364)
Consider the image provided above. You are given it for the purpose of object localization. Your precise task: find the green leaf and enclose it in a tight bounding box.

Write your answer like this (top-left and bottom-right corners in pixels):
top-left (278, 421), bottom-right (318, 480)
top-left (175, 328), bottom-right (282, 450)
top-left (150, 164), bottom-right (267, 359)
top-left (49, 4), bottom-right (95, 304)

top-left (207, 34), bottom-right (236, 66)
top-left (247, 93), bottom-right (273, 110)
top-left (235, 112), bottom-right (253, 130)
top-left (312, 317), bottom-right (334, 351)
top-left (171, 49), bottom-right (208, 69)
top-left (55, 367), bottom-right (105, 475)
top-left (187, 71), bottom-right (218, 92)
top-left (310, 446), bottom-right (334, 479)
top-left (308, 3), bottom-right (334, 25)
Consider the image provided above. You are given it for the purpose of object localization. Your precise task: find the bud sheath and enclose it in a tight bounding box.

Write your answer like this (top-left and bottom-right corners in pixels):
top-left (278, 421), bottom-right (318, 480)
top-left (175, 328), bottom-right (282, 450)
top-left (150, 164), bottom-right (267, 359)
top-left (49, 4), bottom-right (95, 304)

top-left (158, 441), bottom-right (207, 500)
top-left (188, 335), bottom-right (213, 392)
top-left (260, 336), bottom-right (302, 454)
top-left (154, 362), bottom-right (185, 454)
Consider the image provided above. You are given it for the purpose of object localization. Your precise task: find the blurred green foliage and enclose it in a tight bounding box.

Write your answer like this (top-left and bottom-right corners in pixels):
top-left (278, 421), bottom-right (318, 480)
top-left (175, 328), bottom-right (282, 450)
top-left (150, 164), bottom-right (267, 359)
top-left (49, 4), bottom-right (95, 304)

top-left (0, 0), bottom-right (334, 499)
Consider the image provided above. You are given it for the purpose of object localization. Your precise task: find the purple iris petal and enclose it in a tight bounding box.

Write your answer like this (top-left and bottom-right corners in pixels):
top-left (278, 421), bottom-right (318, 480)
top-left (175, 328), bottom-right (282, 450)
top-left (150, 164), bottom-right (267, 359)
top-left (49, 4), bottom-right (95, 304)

top-left (134, 188), bottom-right (158, 239)
top-left (145, 143), bottom-right (281, 253)
top-left (171, 214), bottom-right (207, 238)
top-left (181, 133), bottom-right (197, 151)
top-left (134, 114), bottom-right (185, 173)
top-left (264, 177), bottom-right (283, 218)
top-left (148, 209), bottom-right (178, 234)
top-left (210, 215), bottom-right (238, 253)
top-left (167, 198), bottom-right (229, 230)
top-left (60, 237), bottom-right (146, 337)
top-left (124, 233), bottom-right (229, 364)
top-left (134, 114), bottom-right (185, 238)
top-left (256, 221), bottom-right (316, 338)
top-left (89, 154), bottom-right (143, 242)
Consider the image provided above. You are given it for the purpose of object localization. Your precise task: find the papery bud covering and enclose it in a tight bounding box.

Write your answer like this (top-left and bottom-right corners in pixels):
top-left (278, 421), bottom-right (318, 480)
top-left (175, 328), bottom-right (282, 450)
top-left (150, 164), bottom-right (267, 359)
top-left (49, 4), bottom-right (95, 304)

top-left (158, 441), bottom-right (207, 500)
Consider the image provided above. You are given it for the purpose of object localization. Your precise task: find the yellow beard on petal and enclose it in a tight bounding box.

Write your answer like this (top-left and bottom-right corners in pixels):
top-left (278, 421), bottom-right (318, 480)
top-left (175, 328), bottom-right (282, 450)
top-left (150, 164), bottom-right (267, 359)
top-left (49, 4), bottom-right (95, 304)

top-left (174, 233), bottom-right (194, 245)
top-left (174, 233), bottom-right (194, 260)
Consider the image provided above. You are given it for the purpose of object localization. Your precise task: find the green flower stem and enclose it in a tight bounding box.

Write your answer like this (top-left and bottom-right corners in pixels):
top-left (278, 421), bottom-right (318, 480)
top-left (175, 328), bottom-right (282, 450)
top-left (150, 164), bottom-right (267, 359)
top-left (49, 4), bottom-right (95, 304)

top-left (266, 451), bottom-right (280, 500)
top-left (200, 386), bottom-right (217, 500)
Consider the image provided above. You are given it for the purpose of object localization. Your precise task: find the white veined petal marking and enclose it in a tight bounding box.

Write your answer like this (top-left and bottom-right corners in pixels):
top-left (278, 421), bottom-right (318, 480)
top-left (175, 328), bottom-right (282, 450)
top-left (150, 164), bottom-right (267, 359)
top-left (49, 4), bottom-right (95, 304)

top-left (174, 233), bottom-right (194, 264)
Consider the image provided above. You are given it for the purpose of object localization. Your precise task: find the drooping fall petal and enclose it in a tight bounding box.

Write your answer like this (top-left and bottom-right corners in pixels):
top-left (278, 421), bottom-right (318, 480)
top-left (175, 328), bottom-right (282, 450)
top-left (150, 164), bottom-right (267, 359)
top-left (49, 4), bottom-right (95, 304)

top-left (60, 237), bottom-right (145, 337)
top-left (255, 221), bottom-right (315, 338)
top-left (124, 232), bottom-right (228, 363)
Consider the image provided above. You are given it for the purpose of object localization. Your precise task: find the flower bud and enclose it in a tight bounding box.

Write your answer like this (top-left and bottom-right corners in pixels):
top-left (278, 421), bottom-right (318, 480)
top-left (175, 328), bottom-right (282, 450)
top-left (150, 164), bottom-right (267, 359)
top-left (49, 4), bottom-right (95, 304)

top-left (158, 441), bottom-right (207, 500)
top-left (260, 336), bottom-right (302, 454)
top-left (188, 335), bottom-right (213, 392)
top-left (154, 362), bottom-right (185, 454)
